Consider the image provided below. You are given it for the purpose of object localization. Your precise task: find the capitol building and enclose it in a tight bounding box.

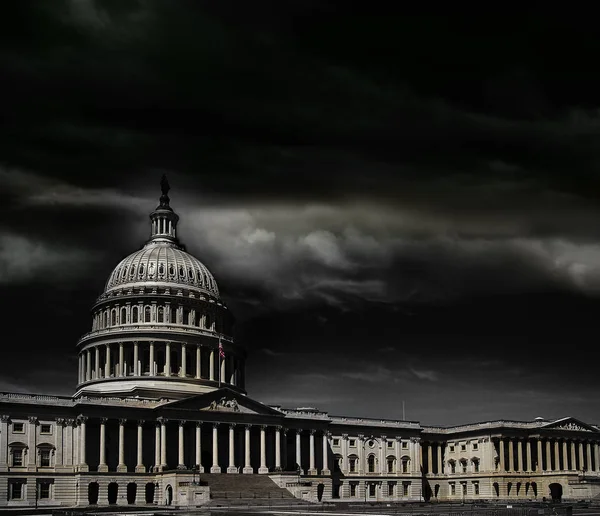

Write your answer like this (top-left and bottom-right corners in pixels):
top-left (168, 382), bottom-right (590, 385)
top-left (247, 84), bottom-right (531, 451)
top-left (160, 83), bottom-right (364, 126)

top-left (1, 178), bottom-right (600, 507)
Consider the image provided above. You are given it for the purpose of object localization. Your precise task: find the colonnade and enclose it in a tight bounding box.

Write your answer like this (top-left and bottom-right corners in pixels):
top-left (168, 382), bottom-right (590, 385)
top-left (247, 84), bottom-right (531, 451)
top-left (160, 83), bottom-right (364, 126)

top-left (70, 418), bottom-right (330, 475)
top-left (77, 341), bottom-right (245, 389)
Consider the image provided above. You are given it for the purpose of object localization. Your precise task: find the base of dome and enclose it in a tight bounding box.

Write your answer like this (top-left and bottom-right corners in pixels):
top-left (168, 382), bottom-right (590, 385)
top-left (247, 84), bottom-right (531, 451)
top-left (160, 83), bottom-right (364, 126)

top-left (74, 377), bottom-right (245, 401)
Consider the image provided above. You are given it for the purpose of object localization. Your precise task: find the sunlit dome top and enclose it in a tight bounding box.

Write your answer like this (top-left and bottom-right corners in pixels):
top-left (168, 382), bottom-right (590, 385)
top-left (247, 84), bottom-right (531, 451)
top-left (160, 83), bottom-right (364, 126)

top-left (103, 175), bottom-right (220, 298)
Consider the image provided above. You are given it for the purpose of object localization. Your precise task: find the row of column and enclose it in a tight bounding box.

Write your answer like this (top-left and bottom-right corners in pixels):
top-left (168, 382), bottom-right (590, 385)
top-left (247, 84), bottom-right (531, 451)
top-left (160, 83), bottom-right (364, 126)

top-left (77, 341), bottom-right (244, 388)
top-left (497, 437), bottom-right (600, 473)
top-left (74, 418), bottom-right (330, 475)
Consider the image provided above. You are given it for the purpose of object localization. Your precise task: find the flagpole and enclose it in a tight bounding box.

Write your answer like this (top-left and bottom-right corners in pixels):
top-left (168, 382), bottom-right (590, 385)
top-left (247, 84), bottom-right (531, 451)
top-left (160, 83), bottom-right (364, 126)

top-left (218, 334), bottom-right (222, 389)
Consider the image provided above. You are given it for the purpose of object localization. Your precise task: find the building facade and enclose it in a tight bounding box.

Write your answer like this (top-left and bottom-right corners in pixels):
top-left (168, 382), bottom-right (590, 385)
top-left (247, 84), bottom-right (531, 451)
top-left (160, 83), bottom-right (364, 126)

top-left (1, 179), bottom-right (599, 507)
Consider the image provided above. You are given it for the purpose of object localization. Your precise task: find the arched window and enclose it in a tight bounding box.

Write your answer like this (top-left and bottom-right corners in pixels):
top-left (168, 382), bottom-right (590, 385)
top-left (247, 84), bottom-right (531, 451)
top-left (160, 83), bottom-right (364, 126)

top-left (168, 264), bottom-right (175, 278)
top-left (448, 460), bottom-right (456, 474)
top-left (401, 456), bottom-right (410, 473)
top-left (121, 266), bottom-right (127, 278)
top-left (188, 268), bottom-right (194, 280)
top-left (348, 455), bottom-right (358, 473)
top-left (157, 306), bottom-right (164, 323)
top-left (367, 454), bottom-right (376, 473)
top-left (37, 443), bottom-right (54, 467)
top-left (183, 308), bottom-right (190, 326)
top-left (158, 263), bottom-right (165, 276)
top-left (131, 306), bottom-right (138, 323)
top-left (179, 266), bottom-right (185, 278)
top-left (387, 456), bottom-right (396, 473)
top-left (170, 306), bottom-right (177, 324)
top-left (103, 312), bottom-right (108, 328)
top-left (120, 307), bottom-right (127, 324)
top-left (139, 263), bottom-right (145, 275)
top-left (205, 313), bottom-right (212, 330)
top-left (144, 306), bottom-right (151, 323)
top-left (129, 265), bottom-right (136, 277)
top-left (148, 262), bottom-right (155, 277)
top-left (472, 458), bottom-right (480, 472)
top-left (111, 310), bottom-right (116, 326)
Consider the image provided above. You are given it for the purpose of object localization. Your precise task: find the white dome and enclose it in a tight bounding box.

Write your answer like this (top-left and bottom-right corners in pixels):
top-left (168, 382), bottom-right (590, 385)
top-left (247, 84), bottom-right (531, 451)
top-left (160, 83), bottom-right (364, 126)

top-left (104, 241), bottom-right (220, 297)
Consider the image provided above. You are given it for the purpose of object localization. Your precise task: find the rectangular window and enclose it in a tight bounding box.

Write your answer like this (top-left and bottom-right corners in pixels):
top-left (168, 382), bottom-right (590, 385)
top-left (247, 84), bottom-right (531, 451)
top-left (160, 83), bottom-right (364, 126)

top-left (474, 460), bottom-right (480, 472)
top-left (40, 449), bottom-right (51, 467)
top-left (460, 444), bottom-right (466, 451)
top-left (450, 483), bottom-right (456, 495)
top-left (472, 442), bottom-right (478, 450)
top-left (350, 483), bottom-right (357, 497)
top-left (402, 482), bottom-right (410, 496)
top-left (333, 438), bottom-right (340, 446)
top-left (401, 441), bottom-right (408, 449)
top-left (473, 482), bottom-right (479, 495)
top-left (12, 449), bottom-right (23, 467)
top-left (449, 445), bottom-right (455, 452)
top-left (13, 422), bottom-right (24, 433)
top-left (39, 482), bottom-right (51, 499)
top-left (462, 483), bottom-right (467, 495)
top-left (40, 424), bottom-right (52, 434)
top-left (10, 482), bottom-right (23, 500)
top-left (387, 441), bottom-right (394, 448)
top-left (349, 458), bottom-right (356, 472)
top-left (387, 482), bottom-right (394, 496)
top-left (349, 439), bottom-right (356, 447)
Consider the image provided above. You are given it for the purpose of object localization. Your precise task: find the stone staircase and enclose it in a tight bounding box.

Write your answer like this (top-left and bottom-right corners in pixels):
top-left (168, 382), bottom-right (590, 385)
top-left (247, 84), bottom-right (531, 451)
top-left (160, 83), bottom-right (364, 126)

top-left (198, 473), bottom-right (298, 504)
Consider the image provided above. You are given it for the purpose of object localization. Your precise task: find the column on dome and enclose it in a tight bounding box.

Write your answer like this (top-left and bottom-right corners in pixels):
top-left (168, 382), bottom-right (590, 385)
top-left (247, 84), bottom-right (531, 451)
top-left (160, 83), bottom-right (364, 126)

top-left (227, 424), bottom-right (237, 473)
top-left (86, 350), bottom-right (91, 381)
top-left (136, 420), bottom-right (145, 472)
top-left (78, 354), bottom-right (82, 383)
top-left (149, 341), bottom-right (155, 376)
top-left (105, 344), bottom-right (111, 378)
top-left (117, 419), bottom-right (127, 472)
top-left (165, 341), bottom-right (171, 376)
top-left (220, 355), bottom-right (226, 384)
top-left (243, 425), bottom-right (253, 474)
top-left (180, 343), bottom-right (187, 377)
top-left (95, 347), bottom-right (100, 379)
top-left (196, 345), bottom-right (202, 379)
top-left (229, 356), bottom-right (235, 385)
top-left (211, 423), bottom-right (221, 473)
top-left (118, 342), bottom-right (124, 377)
top-left (209, 349), bottom-right (215, 381)
top-left (133, 341), bottom-right (139, 376)
top-left (259, 425), bottom-right (268, 474)
top-left (98, 418), bottom-right (108, 472)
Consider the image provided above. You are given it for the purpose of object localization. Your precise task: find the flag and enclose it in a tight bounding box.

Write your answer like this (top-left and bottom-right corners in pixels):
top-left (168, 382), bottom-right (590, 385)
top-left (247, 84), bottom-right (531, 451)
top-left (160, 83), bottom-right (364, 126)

top-left (219, 338), bottom-right (225, 359)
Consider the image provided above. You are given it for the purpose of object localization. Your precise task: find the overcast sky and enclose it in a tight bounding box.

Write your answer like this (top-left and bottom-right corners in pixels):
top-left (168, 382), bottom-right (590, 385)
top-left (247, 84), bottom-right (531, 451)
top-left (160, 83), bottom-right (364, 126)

top-left (2, 2), bottom-right (600, 426)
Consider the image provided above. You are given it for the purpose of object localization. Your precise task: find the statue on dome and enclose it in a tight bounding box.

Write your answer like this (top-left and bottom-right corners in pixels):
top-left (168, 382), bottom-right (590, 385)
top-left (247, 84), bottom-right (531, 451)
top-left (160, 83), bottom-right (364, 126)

top-left (159, 174), bottom-right (171, 208)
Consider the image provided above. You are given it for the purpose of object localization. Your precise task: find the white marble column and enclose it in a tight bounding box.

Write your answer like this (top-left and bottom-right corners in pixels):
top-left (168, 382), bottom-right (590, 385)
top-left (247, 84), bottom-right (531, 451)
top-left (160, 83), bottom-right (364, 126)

top-left (308, 429), bottom-right (317, 475)
top-left (105, 344), bottom-right (111, 377)
top-left (587, 442), bottom-right (593, 471)
top-left (118, 342), bottom-right (124, 377)
top-left (133, 341), bottom-right (139, 376)
top-left (165, 342), bottom-right (171, 376)
top-left (571, 440), bottom-right (577, 470)
top-left (95, 347), bottom-right (100, 379)
top-left (322, 431), bottom-right (330, 475)
top-left (117, 419), bottom-right (127, 472)
top-left (64, 419), bottom-right (74, 467)
top-left (227, 424), bottom-right (237, 473)
top-left (209, 349), bottom-right (215, 381)
top-left (563, 441), bottom-right (568, 471)
top-left (274, 426), bottom-right (281, 471)
top-left (178, 421), bottom-right (186, 469)
top-left (211, 423), bottom-right (221, 473)
top-left (508, 439), bottom-right (514, 471)
top-left (136, 420), bottom-right (145, 472)
top-left (537, 439), bottom-right (543, 471)
top-left (296, 430), bottom-right (303, 473)
top-left (196, 423), bottom-right (204, 472)
top-left (243, 425), bottom-right (253, 474)
top-left (499, 439), bottom-right (505, 471)
top-left (27, 417), bottom-right (38, 471)
top-left (526, 440), bottom-right (532, 472)
top-left (437, 442), bottom-right (442, 474)
top-left (149, 341), bottom-right (155, 376)
top-left (180, 343), bottom-right (187, 377)
top-left (554, 440), bottom-right (560, 471)
top-left (427, 442), bottom-right (433, 474)
top-left (98, 418), bottom-right (108, 472)
top-left (154, 423), bottom-right (161, 472)
top-left (517, 440), bottom-right (523, 472)
top-left (54, 418), bottom-right (64, 469)
top-left (196, 346), bottom-right (202, 379)
top-left (78, 416), bottom-right (89, 472)
top-left (595, 442), bottom-right (600, 472)
top-left (579, 441), bottom-right (585, 471)
top-left (259, 425), bottom-right (268, 474)
top-left (86, 350), bottom-right (91, 381)
top-left (160, 418), bottom-right (168, 469)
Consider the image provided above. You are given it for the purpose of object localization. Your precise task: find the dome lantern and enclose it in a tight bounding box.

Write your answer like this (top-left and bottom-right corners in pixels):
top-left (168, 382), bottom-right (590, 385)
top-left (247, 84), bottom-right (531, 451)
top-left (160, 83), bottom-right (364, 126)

top-left (148, 174), bottom-right (180, 245)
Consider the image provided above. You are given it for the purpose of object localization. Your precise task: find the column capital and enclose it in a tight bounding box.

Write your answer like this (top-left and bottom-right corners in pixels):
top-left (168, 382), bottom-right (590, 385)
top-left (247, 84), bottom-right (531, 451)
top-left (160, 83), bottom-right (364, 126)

top-left (245, 424), bottom-right (252, 430)
top-left (65, 418), bottom-right (75, 427)
top-left (213, 422), bottom-right (220, 428)
top-left (1, 415), bottom-right (10, 423)
top-left (395, 436), bottom-right (403, 442)
top-left (196, 421), bottom-right (203, 428)
top-left (55, 417), bottom-right (65, 425)
top-left (275, 425), bottom-right (283, 431)
top-left (229, 423), bottom-right (236, 429)
top-left (100, 417), bottom-right (108, 424)
top-left (119, 418), bottom-right (127, 425)
top-left (157, 417), bottom-right (168, 424)
top-left (138, 420), bottom-right (146, 427)
top-left (76, 416), bottom-right (87, 425)
top-left (410, 437), bottom-right (420, 443)
top-left (296, 428), bottom-right (303, 434)
top-left (179, 420), bottom-right (187, 427)
top-left (381, 434), bottom-right (387, 441)
top-left (260, 425), bottom-right (267, 431)
top-left (28, 416), bottom-right (38, 425)
top-left (324, 430), bottom-right (332, 437)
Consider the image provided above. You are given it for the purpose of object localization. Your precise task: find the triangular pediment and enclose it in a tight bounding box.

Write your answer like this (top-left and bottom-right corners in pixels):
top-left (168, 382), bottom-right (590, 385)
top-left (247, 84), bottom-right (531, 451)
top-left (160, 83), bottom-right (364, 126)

top-left (541, 417), bottom-right (599, 433)
top-left (159, 388), bottom-right (283, 416)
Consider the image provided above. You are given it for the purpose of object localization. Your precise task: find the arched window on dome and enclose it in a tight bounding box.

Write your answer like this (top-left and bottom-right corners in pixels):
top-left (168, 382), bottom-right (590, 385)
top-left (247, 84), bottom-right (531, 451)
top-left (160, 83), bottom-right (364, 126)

top-left (203, 273), bottom-right (208, 287)
top-left (130, 265), bottom-right (136, 277)
top-left (182, 307), bottom-right (190, 326)
top-left (111, 310), bottom-right (116, 326)
top-left (188, 268), bottom-right (194, 281)
top-left (158, 263), bottom-right (165, 276)
top-left (205, 313), bottom-right (212, 330)
top-left (139, 263), bottom-right (145, 276)
top-left (103, 311), bottom-right (108, 328)
top-left (122, 267), bottom-right (127, 278)
top-left (170, 306), bottom-right (177, 324)
top-left (157, 306), bottom-right (164, 323)
top-left (148, 262), bottom-right (155, 277)
top-left (179, 266), bottom-right (185, 278)
top-left (144, 306), bottom-right (151, 323)
top-left (168, 264), bottom-right (175, 278)
top-left (121, 307), bottom-right (127, 324)
top-left (132, 306), bottom-right (139, 323)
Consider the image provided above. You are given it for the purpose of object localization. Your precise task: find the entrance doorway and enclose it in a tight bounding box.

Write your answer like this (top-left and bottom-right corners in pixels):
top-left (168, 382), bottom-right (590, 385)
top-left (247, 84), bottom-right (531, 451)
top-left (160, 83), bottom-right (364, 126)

top-left (87, 482), bottom-right (99, 505)
top-left (369, 482), bottom-right (376, 497)
top-left (165, 484), bottom-right (173, 505)
top-left (107, 482), bottom-right (118, 505)
top-left (549, 483), bottom-right (563, 502)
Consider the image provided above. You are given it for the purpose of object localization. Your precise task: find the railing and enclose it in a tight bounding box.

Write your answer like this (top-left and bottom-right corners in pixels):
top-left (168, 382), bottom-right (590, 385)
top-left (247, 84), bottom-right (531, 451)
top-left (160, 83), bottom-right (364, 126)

top-left (77, 324), bottom-right (235, 344)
